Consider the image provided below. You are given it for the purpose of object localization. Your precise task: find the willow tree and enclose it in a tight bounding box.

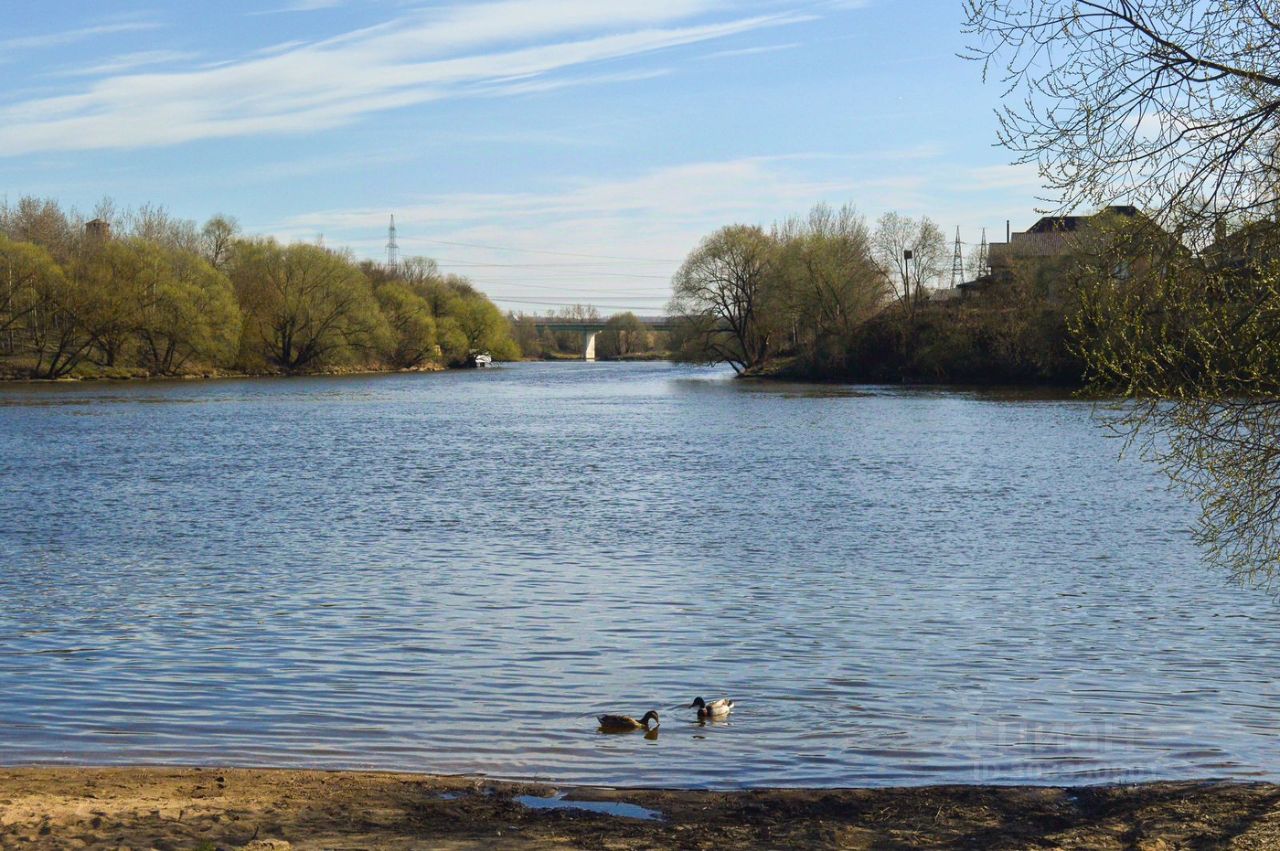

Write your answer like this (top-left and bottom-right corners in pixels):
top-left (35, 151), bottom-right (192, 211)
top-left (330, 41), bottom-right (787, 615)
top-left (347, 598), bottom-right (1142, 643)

top-left (670, 225), bottom-right (779, 373)
top-left (966, 0), bottom-right (1280, 581)
top-left (0, 236), bottom-right (57, 354)
top-left (232, 241), bottom-right (387, 373)
top-left (134, 248), bottom-right (241, 375)
top-left (376, 282), bottom-right (437, 369)
top-left (775, 204), bottom-right (888, 374)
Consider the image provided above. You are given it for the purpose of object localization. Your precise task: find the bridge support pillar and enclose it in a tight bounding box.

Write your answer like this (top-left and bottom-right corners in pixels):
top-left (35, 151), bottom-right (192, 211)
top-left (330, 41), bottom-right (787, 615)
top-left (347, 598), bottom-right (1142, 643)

top-left (582, 331), bottom-right (598, 361)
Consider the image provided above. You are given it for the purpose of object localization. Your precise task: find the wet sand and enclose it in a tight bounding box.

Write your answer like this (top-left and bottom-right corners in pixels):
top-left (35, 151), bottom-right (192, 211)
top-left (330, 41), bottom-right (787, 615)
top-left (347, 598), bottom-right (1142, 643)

top-left (3, 767), bottom-right (1280, 849)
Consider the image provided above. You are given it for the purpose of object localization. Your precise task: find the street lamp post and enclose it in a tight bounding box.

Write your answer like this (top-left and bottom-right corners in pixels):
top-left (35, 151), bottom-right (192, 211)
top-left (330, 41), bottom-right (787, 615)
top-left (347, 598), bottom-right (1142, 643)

top-left (903, 248), bottom-right (913, 305)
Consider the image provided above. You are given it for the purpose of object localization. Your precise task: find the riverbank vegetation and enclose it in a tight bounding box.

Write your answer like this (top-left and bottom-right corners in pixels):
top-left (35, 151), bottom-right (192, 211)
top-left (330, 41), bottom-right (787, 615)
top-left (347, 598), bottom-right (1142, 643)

top-left (0, 198), bottom-right (518, 380)
top-left (668, 203), bottom-right (1085, 384)
top-left (965, 0), bottom-right (1280, 583)
top-left (508, 305), bottom-right (670, 361)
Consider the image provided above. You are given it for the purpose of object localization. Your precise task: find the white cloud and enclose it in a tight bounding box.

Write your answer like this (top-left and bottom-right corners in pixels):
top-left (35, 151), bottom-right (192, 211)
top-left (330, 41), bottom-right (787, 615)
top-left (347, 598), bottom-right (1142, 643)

top-left (51, 50), bottom-right (199, 78)
top-left (0, 0), bottom-right (810, 156)
top-left (700, 42), bottom-right (800, 60)
top-left (265, 156), bottom-right (873, 310)
top-left (954, 163), bottom-right (1044, 192)
top-left (0, 21), bottom-right (161, 53)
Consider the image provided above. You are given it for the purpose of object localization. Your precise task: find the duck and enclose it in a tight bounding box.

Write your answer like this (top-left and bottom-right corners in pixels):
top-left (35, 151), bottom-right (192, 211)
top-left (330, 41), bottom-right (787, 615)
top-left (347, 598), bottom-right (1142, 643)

top-left (597, 710), bottom-right (660, 733)
top-left (690, 697), bottom-right (734, 720)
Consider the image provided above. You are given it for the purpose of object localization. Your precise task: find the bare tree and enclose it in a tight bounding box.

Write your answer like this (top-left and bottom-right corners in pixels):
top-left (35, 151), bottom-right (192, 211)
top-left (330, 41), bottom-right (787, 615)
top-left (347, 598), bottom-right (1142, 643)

top-left (775, 204), bottom-right (888, 372)
top-left (872, 213), bottom-right (947, 307)
top-left (964, 0), bottom-right (1280, 232)
top-left (670, 225), bottom-right (778, 373)
top-left (201, 215), bottom-right (240, 272)
top-left (967, 1), bottom-right (1280, 583)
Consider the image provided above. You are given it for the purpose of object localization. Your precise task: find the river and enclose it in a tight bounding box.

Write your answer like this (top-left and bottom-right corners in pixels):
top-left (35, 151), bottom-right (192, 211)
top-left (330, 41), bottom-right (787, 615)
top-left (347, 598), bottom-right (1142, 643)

top-left (1, 362), bottom-right (1277, 788)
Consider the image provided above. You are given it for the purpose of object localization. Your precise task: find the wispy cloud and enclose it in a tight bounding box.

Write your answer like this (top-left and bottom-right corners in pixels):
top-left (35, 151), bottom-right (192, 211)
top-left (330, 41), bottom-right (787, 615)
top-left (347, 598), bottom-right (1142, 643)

top-left (251, 0), bottom-right (354, 15)
top-left (52, 50), bottom-right (199, 79)
top-left (267, 155), bottom-right (870, 308)
top-left (0, 21), bottom-right (161, 53)
top-left (0, 0), bottom-right (809, 157)
top-left (701, 42), bottom-right (800, 60)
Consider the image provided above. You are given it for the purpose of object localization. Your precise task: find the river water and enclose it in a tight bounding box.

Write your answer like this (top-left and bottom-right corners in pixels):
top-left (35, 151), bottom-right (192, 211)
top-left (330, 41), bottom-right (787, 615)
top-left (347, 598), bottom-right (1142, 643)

top-left (1, 362), bottom-right (1277, 788)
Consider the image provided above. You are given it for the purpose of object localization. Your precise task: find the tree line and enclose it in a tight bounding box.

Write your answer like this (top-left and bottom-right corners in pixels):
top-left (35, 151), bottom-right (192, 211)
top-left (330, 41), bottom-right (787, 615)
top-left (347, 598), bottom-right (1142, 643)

top-left (508, 305), bottom-right (669, 360)
top-left (668, 203), bottom-right (1082, 383)
top-left (0, 198), bottom-right (519, 379)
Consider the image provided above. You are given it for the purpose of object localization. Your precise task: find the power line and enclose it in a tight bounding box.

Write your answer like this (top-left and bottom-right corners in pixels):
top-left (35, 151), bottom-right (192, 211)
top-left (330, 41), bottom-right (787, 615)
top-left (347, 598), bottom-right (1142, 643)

top-left (415, 237), bottom-right (681, 264)
top-left (494, 296), bottom-right (671, 310)
top-left (436, 261), bottom-right (670, 279)
top-left (459, 277), bottom-right (670, 293)
top-left (432, 257), bottom-right (659, 268)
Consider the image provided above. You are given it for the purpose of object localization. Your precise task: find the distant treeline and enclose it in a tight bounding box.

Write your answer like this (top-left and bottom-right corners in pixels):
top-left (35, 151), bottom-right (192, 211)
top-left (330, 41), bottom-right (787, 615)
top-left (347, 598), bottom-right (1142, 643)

top-left (0, 198), bottom-right (520, 379)
top-left (668, 203), bottom-right (1084, 384)
top-left (507, 305), bottom-right (669, 361)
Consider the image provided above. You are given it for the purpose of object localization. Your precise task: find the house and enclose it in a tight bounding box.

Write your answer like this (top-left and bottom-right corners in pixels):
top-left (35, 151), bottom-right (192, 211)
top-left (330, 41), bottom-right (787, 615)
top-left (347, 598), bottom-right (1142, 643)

top-left (958, 206), bottom-right (1152, 297)
top-left (1203, 217), bottom-right (1280, 280)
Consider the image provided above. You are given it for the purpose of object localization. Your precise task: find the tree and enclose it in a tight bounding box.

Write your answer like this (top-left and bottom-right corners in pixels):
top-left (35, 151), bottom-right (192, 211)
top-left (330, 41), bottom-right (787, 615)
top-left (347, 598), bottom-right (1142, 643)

top-left (232, 240), bottom-right (386, 373)
top-left (872, 213), bottom-right (946, 308)
top-left (73, 239), bottom-right (161, 367)
top-left (451, 295), bottom-right (515, 360)
top-left (508, 313), bottom-right (542, 359)
top-left (596, 312), bottom-right (651, 359)
top-left (134, 248), bottom-right (241, 375)
top-left (0, 236), bottom-right (59, 355)
top-left (0, 197), bottom-right (80, 264)
top-left (967, 1), bottom-right (1280, 582)
top-left (376, 282), bottom-right (437, 369)
top-left (201, 215), bottom-right (240, 272)
top-left (963, 0), bottom-right (1280, 230)
top-left (775, 204), bottom-right (888, 373)
top-left (538, 325), bottom-right (562, 356)
top-left (23, 255), bottom-right (95, 379)
top-left (670, 225), bottom-right (779, 373)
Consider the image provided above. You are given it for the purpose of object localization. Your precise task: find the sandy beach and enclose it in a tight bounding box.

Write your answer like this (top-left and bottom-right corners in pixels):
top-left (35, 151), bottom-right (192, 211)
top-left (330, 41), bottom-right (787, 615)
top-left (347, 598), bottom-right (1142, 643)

top-left (2, 767), bottom-right (1280, 849)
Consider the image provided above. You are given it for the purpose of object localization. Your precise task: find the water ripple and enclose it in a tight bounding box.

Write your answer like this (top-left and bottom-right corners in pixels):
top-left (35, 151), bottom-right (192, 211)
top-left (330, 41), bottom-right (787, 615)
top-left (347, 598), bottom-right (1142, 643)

top-left (0, 364), bottom-right (1277, 788)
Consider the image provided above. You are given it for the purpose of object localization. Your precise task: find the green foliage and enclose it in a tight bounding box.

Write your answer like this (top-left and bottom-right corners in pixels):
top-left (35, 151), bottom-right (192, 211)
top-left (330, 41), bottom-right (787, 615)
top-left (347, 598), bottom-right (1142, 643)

top-left (1070, 217), bottom-right (1280, 583)
top-left (671, 224), bottom-right (780, 373)
top-left (231, 240), bottom-right (388, 373)
top-left (509, 314), bottom-right (542, 358)
top-left (595, 312), bottom-right (652, 359)
top-left (376, 282), bottom-right (437, 369)
top-left (0, 196), bottom-right (518, 378)
top-left (135, 246), bottom-right (241, 375)
top-left (671, 205), bottom-right (888, 376)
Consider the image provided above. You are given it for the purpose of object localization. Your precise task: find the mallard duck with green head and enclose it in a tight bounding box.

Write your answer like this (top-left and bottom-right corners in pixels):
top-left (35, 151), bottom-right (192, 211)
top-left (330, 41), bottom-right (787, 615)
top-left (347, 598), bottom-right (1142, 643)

top-left (690, 697), bottom-right (734, 720)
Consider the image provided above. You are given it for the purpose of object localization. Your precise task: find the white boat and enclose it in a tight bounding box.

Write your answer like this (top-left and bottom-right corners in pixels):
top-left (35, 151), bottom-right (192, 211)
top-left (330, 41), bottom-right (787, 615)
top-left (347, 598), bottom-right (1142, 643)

top-left (471, 352), bottom-right (494, 368)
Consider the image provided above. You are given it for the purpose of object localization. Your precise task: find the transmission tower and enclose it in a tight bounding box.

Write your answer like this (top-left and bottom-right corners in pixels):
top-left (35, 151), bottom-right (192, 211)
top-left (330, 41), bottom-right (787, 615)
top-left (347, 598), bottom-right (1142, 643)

top-left (977, 229), bottom-right (989, 278)
top-left (386, 215), bottom-right (400, 270)
top-left (950, 227), bottom-right (965, 288)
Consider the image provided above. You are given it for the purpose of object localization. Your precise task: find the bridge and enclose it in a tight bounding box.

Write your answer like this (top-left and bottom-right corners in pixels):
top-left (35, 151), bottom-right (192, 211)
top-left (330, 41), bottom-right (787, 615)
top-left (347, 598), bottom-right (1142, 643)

top-left (532, 315), bottom-right (674, 360)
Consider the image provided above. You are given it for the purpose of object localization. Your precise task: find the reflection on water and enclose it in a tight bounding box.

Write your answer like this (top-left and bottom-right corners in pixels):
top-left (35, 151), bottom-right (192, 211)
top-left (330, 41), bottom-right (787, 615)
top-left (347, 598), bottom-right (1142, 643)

top-left (0, 362), bottom-right (1277, 789)
top-left (516, 792), bottom-right (663, 821)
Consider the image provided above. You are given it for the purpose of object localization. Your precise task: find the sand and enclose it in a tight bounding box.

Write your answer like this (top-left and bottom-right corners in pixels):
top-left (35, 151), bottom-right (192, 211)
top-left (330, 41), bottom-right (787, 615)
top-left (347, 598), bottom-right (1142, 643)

top-left (2, 767), bottom-right (1280, 849)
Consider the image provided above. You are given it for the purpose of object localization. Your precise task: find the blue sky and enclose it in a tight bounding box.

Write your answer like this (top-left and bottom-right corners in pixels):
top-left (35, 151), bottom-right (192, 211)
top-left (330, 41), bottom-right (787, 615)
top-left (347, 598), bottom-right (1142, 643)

top-left (0, 0), bottom-right (1046, 313)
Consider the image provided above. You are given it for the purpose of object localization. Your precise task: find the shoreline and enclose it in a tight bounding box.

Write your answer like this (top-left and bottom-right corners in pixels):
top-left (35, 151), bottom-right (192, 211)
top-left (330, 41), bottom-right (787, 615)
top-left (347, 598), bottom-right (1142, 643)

top-left (3, 767), bottom-right (1279, 849)
top-left (0, 364), bottom-right (451, 386)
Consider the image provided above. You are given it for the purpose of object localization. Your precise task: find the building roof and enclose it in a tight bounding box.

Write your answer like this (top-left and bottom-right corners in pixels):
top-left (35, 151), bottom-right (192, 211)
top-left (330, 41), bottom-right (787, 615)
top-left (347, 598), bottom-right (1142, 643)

top-left (1025, 205), bottom-right (1139, 234)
